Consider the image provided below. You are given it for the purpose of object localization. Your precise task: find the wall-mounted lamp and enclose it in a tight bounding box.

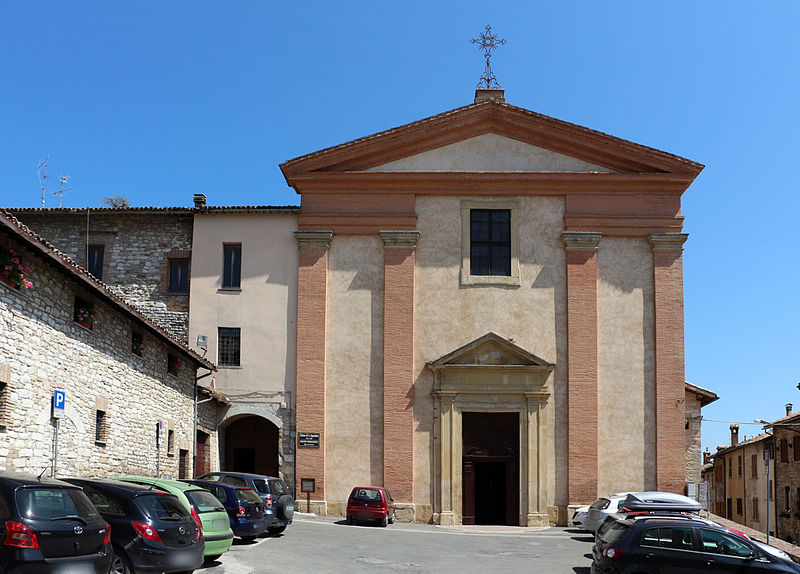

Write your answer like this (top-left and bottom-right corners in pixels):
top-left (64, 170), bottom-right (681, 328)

top-left (196, 335), bottom-right (207, 350)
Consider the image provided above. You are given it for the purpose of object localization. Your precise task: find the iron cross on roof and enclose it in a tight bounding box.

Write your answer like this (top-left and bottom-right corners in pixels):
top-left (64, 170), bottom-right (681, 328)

top-left (471, 25), bottom-right (506, 89)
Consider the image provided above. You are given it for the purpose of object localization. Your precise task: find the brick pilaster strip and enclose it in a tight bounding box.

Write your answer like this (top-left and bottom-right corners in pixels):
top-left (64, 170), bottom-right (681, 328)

top-left (650, 232), bottom-right (689, 493)
top-left (380, 231), bottom-right (419, 503)
top-left (562, 231), bottom-right (602, 505)
top-left (294, 230), bottom-right (333, 501)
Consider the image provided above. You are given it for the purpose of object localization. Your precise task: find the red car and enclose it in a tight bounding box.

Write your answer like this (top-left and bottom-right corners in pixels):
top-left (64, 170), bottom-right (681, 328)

top-left (346, 487), bottom-right (396, 527)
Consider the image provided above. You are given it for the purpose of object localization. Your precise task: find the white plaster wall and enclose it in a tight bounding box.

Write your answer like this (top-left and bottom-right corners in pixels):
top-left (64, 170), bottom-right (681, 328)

top-left (367, 134), bottom-right (614, 173)
top-left (597, 238), bottom-right (655, 493)
top-left (413, 195), bottom-right (567, 510)
top-left (325, 236), bottom-right (385, 502)
top-left (188, 213), bottom-right (298, 403)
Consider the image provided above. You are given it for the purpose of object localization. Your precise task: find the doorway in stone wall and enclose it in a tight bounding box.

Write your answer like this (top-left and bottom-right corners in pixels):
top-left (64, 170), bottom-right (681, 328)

top-left (462, 412), bottom-right (519, 526)
top-left (223, 415), bottom-right (279, 476)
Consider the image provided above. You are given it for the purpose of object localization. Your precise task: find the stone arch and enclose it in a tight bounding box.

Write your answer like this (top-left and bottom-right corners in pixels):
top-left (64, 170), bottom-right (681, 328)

top-left (219, 413), bottom-right (280, 477)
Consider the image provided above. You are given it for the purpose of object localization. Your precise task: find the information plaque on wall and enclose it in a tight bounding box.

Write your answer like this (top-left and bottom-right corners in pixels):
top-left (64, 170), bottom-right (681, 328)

top-left (297, 432), bottom-right (320, 448)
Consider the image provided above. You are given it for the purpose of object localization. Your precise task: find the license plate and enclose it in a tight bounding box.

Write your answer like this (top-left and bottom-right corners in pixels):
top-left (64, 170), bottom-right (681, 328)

top-left (56, 564), bottom-right (93, 574)
top-left (173, 551), bottom-right (197, 566)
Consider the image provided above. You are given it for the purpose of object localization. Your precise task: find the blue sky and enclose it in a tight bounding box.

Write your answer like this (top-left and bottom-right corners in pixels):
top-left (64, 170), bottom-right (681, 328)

top-left (2, 2), bottom-right (799, 455)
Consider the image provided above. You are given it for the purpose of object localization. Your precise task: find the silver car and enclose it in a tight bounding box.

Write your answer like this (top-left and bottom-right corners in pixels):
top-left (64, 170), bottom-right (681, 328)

top-left (583, 492), bottom-right (634, 532)
top-left (571, 505), bottom-right (590, 529)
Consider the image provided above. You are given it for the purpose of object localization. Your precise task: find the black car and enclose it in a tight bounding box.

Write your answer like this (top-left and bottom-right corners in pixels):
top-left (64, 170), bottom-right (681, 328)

top-left (592, 512), bottom-right (800, 573)
top-left (0, 471), bottom-right (112, 574)
top-left (196, 472), bottom-right (293, 535)
top-left (182, 480), bottom-right (267, 540)
top-left (65, 478), bottom-right (203, 574)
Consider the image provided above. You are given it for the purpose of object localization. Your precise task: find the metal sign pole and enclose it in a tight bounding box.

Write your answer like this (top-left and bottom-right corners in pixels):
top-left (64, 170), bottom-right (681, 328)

top-left (53, 418), bottom-right (59, 478)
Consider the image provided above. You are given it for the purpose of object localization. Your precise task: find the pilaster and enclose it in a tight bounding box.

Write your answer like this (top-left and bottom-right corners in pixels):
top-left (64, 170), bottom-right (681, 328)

top-left (650, 232), bottom-right (688, 493)
top-left (294, 230), bottom-right (332, 503)
top-left (380, 231), bottom-right (418, 505)
top-left (562, 231), bottom-right (601, 505)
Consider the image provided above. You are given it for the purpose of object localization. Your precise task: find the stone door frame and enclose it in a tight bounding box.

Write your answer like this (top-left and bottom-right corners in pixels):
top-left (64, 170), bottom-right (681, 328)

top-left (427, 332), bottom-right (553, 527)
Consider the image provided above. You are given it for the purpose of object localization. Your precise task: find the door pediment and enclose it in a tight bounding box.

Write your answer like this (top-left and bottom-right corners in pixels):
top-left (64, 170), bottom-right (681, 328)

top-left (427, 332), bottom-right (553, 396)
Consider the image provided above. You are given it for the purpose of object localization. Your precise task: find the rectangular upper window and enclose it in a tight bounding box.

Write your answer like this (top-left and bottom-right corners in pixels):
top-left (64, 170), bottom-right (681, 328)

top-left (470, 209), bottom-right (510, 276)
top-left (87, 244), bottom-right (104, 280)
top-left (460, 200), bottom-right (519, 286)
top-left (168, 259), bottom-right (190, 293)
top-left (218, 327), bottom-right (241, 366)
top-left (222, 244), bottom-right (242, 288)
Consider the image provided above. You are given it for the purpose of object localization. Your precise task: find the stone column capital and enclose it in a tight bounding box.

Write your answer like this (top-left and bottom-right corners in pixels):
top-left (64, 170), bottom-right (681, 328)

top-left (380, 230), bottom-right (420, 248)
top-left (561, 231), bottom-right (602, 250)
top-left (649, 233), bottom-right (688, 251)
top-left (294, 230), bottom-right (333, 248)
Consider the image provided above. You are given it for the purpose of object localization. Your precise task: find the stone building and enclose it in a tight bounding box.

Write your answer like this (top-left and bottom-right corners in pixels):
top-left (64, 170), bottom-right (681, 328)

top-left (770, 405), bottom-right (800, 543)
top-left (9, 207), bottom-right (195, 341)
top-left (685, 381), bottom-right (718, 486)
top-left (709, 426), bottom-right (775, 537)
top-left (281, 88), bottom-right (705, 525)
top-left (11, 202), bottom-right (301, 487)
top-left (0, 209), bottom-right (224, 479)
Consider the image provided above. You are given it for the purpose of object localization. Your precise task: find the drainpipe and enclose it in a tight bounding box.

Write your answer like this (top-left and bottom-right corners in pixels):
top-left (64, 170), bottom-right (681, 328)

top-left (194, 368), bottom-right (214, 477)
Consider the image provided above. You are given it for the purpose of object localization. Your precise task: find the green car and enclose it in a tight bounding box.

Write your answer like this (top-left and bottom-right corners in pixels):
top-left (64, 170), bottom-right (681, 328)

top-left (116, 477), bottom-right (234, 560)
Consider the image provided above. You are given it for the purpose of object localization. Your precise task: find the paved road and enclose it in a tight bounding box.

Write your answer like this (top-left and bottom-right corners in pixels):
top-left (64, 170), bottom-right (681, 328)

top-left (197, 513), bottom-right (595, 573)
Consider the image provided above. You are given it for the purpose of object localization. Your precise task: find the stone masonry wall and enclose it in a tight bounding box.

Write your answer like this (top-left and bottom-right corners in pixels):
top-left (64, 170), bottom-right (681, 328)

top-left (0, 235), bottom-right (217, 479)
top-left (10, 211), bottom-right (193, 342)
top-left (685, 392), bottom-right (702, 485)
top-left (774, 420), bottom-right (800, 544)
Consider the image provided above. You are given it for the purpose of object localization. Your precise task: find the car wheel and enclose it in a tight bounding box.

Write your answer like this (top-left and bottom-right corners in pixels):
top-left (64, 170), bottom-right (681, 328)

top-left (380, 514), bottom-right (388, 527)
top-left (268, 525), bottom-right (287, 535)
top-left (388, 511), bottom-right (396, 524)
top-left (110, 551), bottom-right (132, 574)
top-left (346, 516), bottom-right (353, 525)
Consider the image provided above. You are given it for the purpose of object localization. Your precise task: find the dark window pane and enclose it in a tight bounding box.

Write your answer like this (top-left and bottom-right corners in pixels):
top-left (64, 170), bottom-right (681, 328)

top-left (169, 260), bottom-right (189, 293)
top-left (218, 327), bottom-right (241, 366)
top-left (223, 244), bottom-right (241, 288)
top-left (470, 209), bottom-right (511, 276)
top-left (88, 245), bottom-right (104, 280)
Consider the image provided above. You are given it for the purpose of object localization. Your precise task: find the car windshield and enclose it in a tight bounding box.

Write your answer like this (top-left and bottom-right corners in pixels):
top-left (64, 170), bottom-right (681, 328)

top-left (235, 488), bottom-right (263, 505)
top-left (589, 498), bottom-right (609, 510)
top-left (185, 489), bottom-right (225, 513)
top-left (135, 494), bottom-right (190, 521)
top-left (16, 488), bottom-right (99, 521)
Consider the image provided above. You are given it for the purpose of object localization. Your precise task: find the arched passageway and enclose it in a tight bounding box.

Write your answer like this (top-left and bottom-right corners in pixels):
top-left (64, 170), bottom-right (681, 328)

top-left (223, 415), bottom-right (279, 476)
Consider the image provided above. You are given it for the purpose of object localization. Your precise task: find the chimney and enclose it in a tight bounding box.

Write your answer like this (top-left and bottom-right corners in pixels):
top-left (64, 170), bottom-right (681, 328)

top-left (730, 424), bottom-right (739, 446)
top-left (786, 403), bottom-right (793, 417)
top-left (193, 193), bottom-right (207, 209)
top-left (474, 88), bottom-right (505, 104)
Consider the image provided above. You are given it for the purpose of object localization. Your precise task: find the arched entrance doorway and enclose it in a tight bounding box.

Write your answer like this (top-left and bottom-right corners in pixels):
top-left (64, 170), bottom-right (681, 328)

top-left (223, 415), bottom-right (279, 476)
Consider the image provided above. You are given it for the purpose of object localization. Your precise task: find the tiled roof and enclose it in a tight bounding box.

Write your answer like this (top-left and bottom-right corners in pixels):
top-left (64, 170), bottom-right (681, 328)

top-left (281, 99), bottom-right (704, 172)
top-left (685, 381), bottom-right (719, 407)
top-left (9, 205), bottom-right (299, 214)
top-left (0, 208), bottom-right (222, 382)
top-left (711, 432), bottom-right (772, 458)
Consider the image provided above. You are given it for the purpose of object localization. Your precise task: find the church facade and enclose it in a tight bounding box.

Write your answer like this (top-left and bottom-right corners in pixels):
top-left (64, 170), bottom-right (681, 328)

top-left (282, 89), bottom-right (703, 526)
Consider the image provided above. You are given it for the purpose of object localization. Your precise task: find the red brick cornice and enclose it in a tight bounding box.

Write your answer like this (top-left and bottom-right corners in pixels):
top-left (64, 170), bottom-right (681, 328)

top-left (287, 172), bottom-right (696, 194)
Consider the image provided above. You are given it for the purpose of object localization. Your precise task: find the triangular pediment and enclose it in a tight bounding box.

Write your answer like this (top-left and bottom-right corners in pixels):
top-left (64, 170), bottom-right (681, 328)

top-left (365, 133), bottom-right (615, 173)
top-left (281, 100), bottom-right (703, 180)
top-left (427, 332), bottom-right (553, 370)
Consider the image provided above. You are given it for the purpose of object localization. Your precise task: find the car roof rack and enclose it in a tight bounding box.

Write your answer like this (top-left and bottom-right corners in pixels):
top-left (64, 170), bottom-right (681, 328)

top-left (621, 492), bottom-right (703, 513)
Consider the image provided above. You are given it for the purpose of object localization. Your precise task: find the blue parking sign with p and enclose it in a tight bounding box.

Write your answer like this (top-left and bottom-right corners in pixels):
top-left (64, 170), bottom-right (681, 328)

top-left (53, 390), bottom-right (65, 418)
